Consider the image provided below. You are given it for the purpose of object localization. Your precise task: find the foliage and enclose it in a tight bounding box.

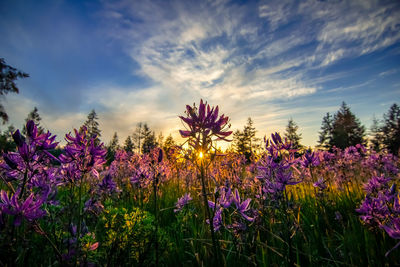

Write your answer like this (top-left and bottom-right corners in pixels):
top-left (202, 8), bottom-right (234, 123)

top-left (22, 107), bottom-right (43, 135)
top-left (83, 109), bottom-right (101, 145)
top-left (381, 103), bottom-right (400, 156)
top-left (233, 117), bottom-right (259, 160)
top-left (0, 102), bottom-right (400, 266)
top-left (0, 58), bottom-right (29, 123)
top-left (141, 123), bottom-right (157, 154)
top-left (284, 118), bottom-right (302, 150)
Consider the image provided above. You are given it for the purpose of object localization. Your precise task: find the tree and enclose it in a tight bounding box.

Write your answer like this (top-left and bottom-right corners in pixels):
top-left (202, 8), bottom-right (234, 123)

top-left (284, 118), bottom-right (302, 150)
top-left (141, 123), bottom-right (157, 154)
top-left (157, 132), bottom-right (164, 147)
top-left (106, 132), bottom-right (119, 164)
top-left (22, 107), bottom-right (43, 135)
top-left (124, 136), bottom-right (134, 153)
top-left (318, 112), bottom-right (333, 149)
top-left (330, 102), bottom-right (366, 149)
top-left (381, 103), bottom-right (400, 155)
top-left (369, 115), bottom-right (383, 152)
top-left (163, 134), bottom-right (176, 155)
top-left (233, 117), bottom-right (259, 160)
top-left (0, 58), bottom-right (29, 123)
top-left (132, 122), bottom-right (144, 154)
top-left (83, 109), bottom-right (101, 144)
top-left (0, 125), bottom-right (16, 152)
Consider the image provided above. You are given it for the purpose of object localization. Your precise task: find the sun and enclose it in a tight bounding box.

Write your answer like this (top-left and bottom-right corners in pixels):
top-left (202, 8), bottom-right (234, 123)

top-left (198, 151), bottom-right (204, 159)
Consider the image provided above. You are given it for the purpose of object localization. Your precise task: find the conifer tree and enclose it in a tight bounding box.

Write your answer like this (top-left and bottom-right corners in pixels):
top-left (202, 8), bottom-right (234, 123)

top-left (330, 102), bottom-right (365, 149)
top-left (369, 115), bottom-right (383, 152)
top-left (381, 103), bottom-right (400, 155)
top-left (284, 118), bottom-right (302, 150)
top-left (132, 122), bottom-right (144, 154)
top-left (124, 136), bottom-right (134, 153)
top-left (0, 58), bottom-right (29, 123)
top-left (141, 123), bottom-right (157, 154)
top-left (163, 134), bottom-right (176, 155)
top-left (23, 107), bottom-right (43, 135)
top-left (318, 112), bottom-right (333, 149)
top-left (233, 117), bottom-right (259, 160)
top-left (83, 109), bottom-right (101, 144)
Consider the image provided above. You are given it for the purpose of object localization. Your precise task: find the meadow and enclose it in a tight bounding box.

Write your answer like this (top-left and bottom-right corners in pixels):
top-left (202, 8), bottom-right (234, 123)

top-left (0, 100), bottom-right (399, 266)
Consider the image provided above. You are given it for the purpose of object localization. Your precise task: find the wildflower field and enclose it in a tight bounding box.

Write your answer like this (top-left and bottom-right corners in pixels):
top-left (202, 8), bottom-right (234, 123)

top-left (0, 100), bottom-right (399, 266)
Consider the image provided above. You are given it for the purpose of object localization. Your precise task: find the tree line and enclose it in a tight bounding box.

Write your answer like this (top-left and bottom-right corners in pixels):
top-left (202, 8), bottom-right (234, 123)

top-left (0, 58), bottom-right (399, 156)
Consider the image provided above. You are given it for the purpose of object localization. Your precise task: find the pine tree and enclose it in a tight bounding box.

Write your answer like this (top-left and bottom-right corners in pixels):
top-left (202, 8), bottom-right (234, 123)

top-left (163, 134), bottom-right (176, 155)
top-left (369, 115), bottom-right (383, 152)
top-left (141, 123), bottom-right (157, 154)
top-left (284, 118), bottom-right (302, 150)
top-left (318, 112), bottom-right (333, 149)
top-left (0, 125), bottom-right (16, 152)
top-left (132, 122), bottom-right (144, 154)
top-left (83, 109), bottom-right (101, 144)
top-left (106, 132), bottom-right (119, 164)
top-left (157, 132), bottom-right (164, 147)
top-left (23, 107), bottom-right (43, 135)
top-left (381, 103), bottom-right (400, 155)
top-left (0, 58), bottom-right (29, 123)
top-left (109, 132), bottom-right (119, 151)
top-left (233, 117), bottom-right (259, 160)
top-left (330, 102), bottom-right (366, 149)
top-left (124, 136), bottom-right (134, 153)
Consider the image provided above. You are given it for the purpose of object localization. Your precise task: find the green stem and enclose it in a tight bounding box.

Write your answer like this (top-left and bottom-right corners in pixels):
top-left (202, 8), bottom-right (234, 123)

top-left (199, 161), bottom-right (220, 264)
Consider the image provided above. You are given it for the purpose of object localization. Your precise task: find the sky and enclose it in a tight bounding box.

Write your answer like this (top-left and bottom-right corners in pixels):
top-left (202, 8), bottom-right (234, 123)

top-left (0, 0), bottom-right (399, 148)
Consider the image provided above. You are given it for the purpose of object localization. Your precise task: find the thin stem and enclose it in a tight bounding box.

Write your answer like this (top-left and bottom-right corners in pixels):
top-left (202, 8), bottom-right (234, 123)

top-left (199, 161), bottom-right (220, 264)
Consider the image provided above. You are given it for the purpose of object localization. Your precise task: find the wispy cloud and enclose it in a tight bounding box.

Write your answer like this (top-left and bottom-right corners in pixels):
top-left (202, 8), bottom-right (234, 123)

top-left (1, 0), bottom-right (399, 147)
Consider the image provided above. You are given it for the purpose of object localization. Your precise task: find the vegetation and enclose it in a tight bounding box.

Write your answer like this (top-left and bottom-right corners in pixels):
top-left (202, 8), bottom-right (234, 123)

top-left (0, 100), bottom-right (399, 266)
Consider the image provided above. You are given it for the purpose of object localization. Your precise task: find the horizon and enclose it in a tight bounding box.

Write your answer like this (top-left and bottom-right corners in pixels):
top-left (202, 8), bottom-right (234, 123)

top-left (1, 0), bottom-right (399, 147)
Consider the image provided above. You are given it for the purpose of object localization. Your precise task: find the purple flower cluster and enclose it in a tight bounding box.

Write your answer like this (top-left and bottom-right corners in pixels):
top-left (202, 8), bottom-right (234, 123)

top-left (256, 133), bottom-right (301, 200)
top-left (179, 99), bottom-right (232, 141)
top-left (207, 187), bottom-right (254, 231)
top-left (174, 193), bottom-right (192, 213)
top-left (59, 126), bottom-right (106, 179)
top-left (0, 120), bottom-right (60, 226)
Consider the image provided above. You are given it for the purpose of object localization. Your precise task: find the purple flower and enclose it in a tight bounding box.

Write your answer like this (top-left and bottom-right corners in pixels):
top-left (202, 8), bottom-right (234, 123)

top-left (313, 178), bottom-right (327, 191)
top-left (0, 190), bottom-right (46, 226)
top-left (98, 173), bottom-right (120, 195)
top-left (60, 126), bottom-right (106, 176)
top-left (232, 189), bottom-right (254, 222)
top-left (179, 99), bottom-right (233, 144)
top-left (381, 218), bottom-right (400, 239)
top-left (206, 207), bottom-right (223, 231)
top-left (302, 151), bottom-right (320, 168)
top-left (174, 193), bottom-right (192, 213)
top-left (363, 175), bottom-right (391, 195)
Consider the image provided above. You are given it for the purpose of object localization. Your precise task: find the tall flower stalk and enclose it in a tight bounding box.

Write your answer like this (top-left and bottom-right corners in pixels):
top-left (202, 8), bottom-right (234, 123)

top-left (179, 99), bottom-right (232, 262)
top-left (59, 126), bottom-right (106, 264)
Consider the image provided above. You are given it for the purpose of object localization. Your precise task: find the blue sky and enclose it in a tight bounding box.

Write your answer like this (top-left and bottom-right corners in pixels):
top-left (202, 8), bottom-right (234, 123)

top-left (0, 0), bottom-right (399, 147)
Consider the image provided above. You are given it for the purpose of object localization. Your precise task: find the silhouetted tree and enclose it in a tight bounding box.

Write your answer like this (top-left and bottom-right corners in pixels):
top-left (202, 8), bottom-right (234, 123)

top-left (0, 125), bottom-right (16, 152)
top-left (83, 109), bottom-right (101, 144)
top-left (0, 58), bottom-right (29, 123)
top-left (163, 134), bottom-right (176, 156)
top-left (132, 122), bottom-right (144, 154)
top-left (141, 123), bottom-right (157, 154)
top-left (369, 115), bottom-right (383, 152)
top-left (106, 132), bottom-right (119, 164)
top-left (124, 136), bottom-right (134, 153)
top-left (330, 102), bottom-right (366, 149)
top-left (381, 103), bottom-right (400, 155)
top-left (284, 118), bottom-right (302, 150)
top-left (318, 112), bottom-right (333, 149)
top-left (23, 107), bottom-right (43, 135)
top-left (233, 117), bottom-right (259, 160)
